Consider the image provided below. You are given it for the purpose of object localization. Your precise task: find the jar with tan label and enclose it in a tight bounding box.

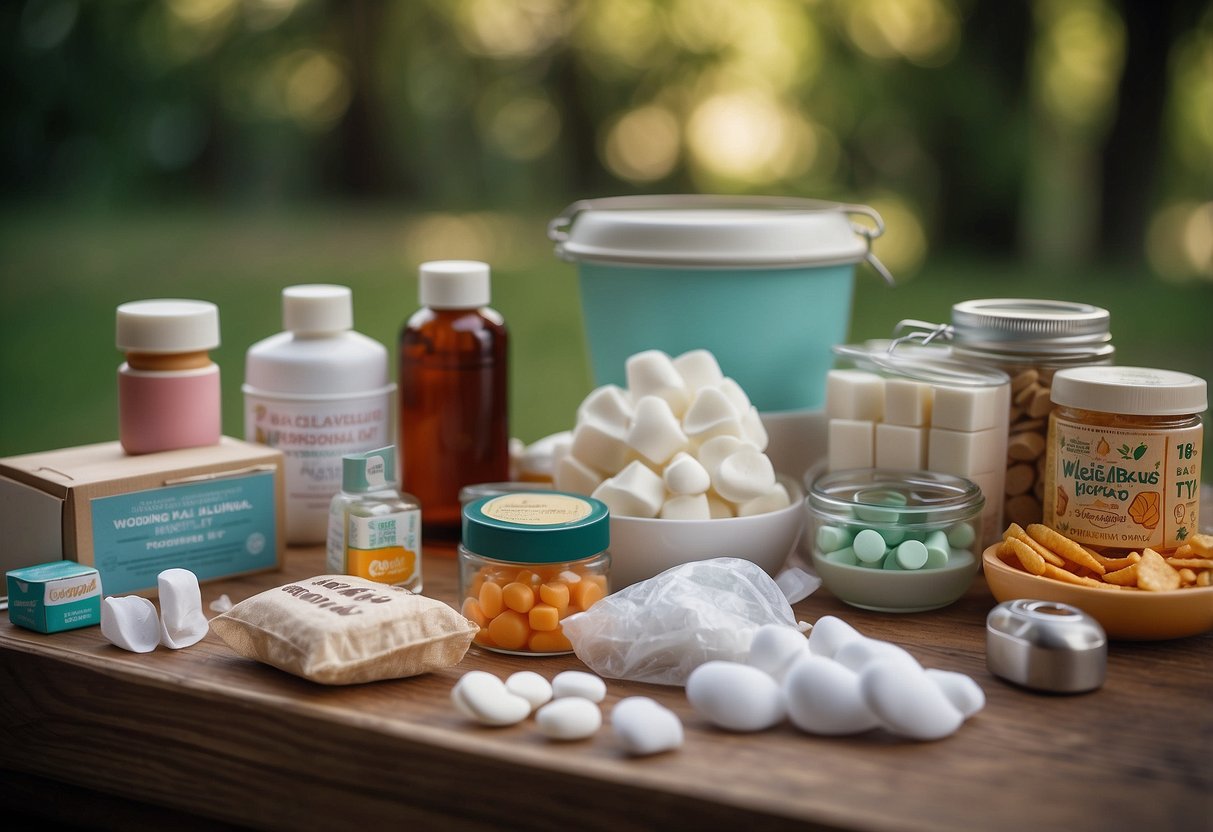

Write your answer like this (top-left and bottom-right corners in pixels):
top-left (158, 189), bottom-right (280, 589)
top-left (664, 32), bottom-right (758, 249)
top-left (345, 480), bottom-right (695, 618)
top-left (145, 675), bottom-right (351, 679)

top-left (1044, 366), bottom-right (1206, 552)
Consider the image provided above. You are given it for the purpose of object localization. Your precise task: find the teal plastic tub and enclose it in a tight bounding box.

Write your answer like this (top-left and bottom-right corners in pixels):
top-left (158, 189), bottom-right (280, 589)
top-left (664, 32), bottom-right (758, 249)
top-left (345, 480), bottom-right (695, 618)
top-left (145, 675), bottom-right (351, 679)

top-left (549, 195), bottom-right (892, 413)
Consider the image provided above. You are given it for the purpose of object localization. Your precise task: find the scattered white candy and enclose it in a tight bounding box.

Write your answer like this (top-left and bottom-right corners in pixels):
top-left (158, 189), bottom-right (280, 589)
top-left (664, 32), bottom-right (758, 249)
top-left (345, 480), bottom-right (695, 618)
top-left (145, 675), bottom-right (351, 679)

top-left (612, 697), bottom-right (684, 756)
top-left (505, 671), bottom-right (553, 712)
top-left (536, 696), bottom-right (602, 740)
top-left (860, 660), bottom-right (965, 741)
top-left (551, 670), bottom-right (607, 703)
top-left (208, 593), bottom-right (234, 614)
top-left (682, 386), bottom-right (743, 441)
top-left (925, 668), bottom-right (986, 719)
top-left (592, 460), bottom-right (666, 518)
top-left (626, 396), bottom-right (689, 465)
top-left (626, 350), bottom-right (689, 416)
top-left (663, 451), bottom-right (710, 496)
top-left (157, 568), bottom-right (209, 649)
top-left (452, 671), bottom-right (532, 726)
top-left (783, 654), bottom-right (882, 736)
top-left (686, 661), bottom-right (785, 732)
top-left (100, 596), bottom-right (161, 654)
top-left (746, 623), bottom-right (809, 681)
top-left (833, 637), bottom-right (920, 674)
top-left (807, 615), bottom-right (865, 659)
top-left (660, 493), bottom-right (711, 520)
top-left (713, 447), bottom-right (776, 503)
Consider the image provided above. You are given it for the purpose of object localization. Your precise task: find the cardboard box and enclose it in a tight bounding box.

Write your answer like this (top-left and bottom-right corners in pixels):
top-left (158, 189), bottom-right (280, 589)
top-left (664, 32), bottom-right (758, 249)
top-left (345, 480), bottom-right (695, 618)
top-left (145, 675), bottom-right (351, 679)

top-left (0, 438), bottom-right (284, 598)
top-left (7, 561), bottom-right (102, 633)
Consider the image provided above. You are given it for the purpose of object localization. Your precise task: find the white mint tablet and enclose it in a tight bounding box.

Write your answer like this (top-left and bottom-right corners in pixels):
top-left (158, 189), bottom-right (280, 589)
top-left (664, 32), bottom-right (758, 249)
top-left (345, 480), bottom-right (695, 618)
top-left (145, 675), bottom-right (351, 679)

top-left (551, 670), bottom-right (607, 703)
top-left (663, 451), bottom-right (710, 495)
top-left (686, 661), bottom-right (785, 732)
top-left (536, 697), bottom-right (602, 741)
top-left (505, 670), bottom-right (553, 712)
top-left (834, 638), bottom-right (921, 673)
top-left (612, 697), bottom-right (684, 756)
top-left (740, 406), bottom-right (769, 451)
top-left (101, 595), bottom-right (161, 654)
top-left (672, 349), bottom-right (724, 392)
top-left (717, 377), bottom-right (752, 415)
top-left (158, 568), bottom-right (209, 650)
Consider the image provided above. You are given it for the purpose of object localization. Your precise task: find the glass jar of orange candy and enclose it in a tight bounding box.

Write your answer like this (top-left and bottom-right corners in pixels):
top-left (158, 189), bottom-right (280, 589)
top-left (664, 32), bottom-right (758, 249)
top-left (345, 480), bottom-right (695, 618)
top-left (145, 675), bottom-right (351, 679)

top-left (459, 491), bottom-right (610, 655)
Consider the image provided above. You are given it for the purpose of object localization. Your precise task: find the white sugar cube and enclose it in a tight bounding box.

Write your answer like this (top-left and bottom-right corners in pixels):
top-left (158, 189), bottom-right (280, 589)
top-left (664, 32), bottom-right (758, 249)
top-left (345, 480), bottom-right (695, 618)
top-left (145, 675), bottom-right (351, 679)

top-left (626, 395), bottom-right (689, 466)
top-left (928, 426), bottom-right (1007, 476)
top-left (828, 419), bottom-right (874, 472)
top-left (930, 384), bottom-right (1009, 432)
top-left (875, 423), bottom-right (927, 470)
top-left (826, 370), bottom-right (885, 422)
top-left (884, 379), bottom-right (933, 427)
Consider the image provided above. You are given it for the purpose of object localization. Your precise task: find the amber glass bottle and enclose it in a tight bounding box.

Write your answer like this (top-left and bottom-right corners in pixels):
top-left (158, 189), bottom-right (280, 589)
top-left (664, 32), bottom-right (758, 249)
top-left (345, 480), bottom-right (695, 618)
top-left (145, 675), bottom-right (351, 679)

top-left (399, 261), bottom-right (509, 540)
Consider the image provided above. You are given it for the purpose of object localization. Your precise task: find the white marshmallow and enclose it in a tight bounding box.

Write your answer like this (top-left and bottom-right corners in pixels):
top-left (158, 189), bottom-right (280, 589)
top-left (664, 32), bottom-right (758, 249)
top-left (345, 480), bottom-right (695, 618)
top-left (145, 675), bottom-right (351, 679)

top-left (591, 460), bottom-right (667, 518)
top-left (747, 623), bottom-right (809, 681)
top-left (707, 494), bottom-right (736, 518)
top-left (737, 483), bottom-right (791, 517)
top-left (717, 377), bottom-right (752, 415)
top-left (672, 349), bottom-right (724, 391)
top-left (551, 670), bottom-right (607, 703)
top-left (884, 379), bottom-right (933, 426)
top-left (626, 395), bottom-right (689, 466)
top-left (536, 697), bottom-right (602, 740)
top-left (660, 493), bottom-right (711, 520)
top-left (100, 595), bottom-right (160, 653)
top-left (924, 669), bottom-right (986, 719)
top-left (554, 454), bottom-right (603, 496)
top-left (681, 386), bottom-right (743, 441)
top-left (695, 435), bottom-right (752, 480)
top-left (783, 654), bottom-right (882, 735)
top-left (686, 661), bottom-right (785, 732)
top-left (713, 448), bottom-right (776, 503)
top-left (505, 670), bottom-right (553, 712)
top-left (158, 568), bottom-right (208, 649)
top-left (576, 384), bottom-right (634, 432)
top-left (663, 451), bottom-right (710, 495)
top-left (875, 423), bottom-right (927, 470)
top-left (625, 350), bottom-right (689, 416)
top-left (739, 406), bottom-right (769, 451)
top-left (452, 671), bottom-right (532, 726)
top-left (612, 697), bottom-right (684, 756)
top-left (826, 369), bottom-right (884, 421)
top-left (827, 419), bottom-right (874, 472)
top-left (571, 420), bottom-right (631, 474)
top-left (860, 659), bottom-right (965, 741)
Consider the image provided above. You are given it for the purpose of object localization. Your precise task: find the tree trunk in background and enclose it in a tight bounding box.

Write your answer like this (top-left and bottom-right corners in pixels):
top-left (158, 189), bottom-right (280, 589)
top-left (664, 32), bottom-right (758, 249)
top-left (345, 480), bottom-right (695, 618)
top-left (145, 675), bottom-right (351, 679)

top-left (334, 0), bottom-right (392, 197)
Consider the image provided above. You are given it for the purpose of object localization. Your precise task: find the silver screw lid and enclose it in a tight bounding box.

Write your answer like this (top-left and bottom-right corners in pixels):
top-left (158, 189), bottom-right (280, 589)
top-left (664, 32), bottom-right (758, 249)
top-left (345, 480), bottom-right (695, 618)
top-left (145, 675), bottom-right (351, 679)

top-left (986, 599), bottom-right (1107, 693)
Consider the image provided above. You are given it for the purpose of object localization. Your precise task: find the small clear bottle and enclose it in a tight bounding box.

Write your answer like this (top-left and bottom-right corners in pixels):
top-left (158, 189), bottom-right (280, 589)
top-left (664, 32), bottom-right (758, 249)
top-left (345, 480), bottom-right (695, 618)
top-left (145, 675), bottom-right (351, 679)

top-left (1044, 366), bottom-right (1206, 553)
top-left (326, 445), bottom-right (422, 591)
top-left (459, 491), bottom-right (609, 655)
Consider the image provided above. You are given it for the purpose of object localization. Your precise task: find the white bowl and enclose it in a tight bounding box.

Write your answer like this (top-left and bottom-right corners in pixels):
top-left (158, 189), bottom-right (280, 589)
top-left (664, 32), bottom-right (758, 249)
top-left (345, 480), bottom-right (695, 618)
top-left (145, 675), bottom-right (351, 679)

top-left (607, 487), bottom-right (805, 589)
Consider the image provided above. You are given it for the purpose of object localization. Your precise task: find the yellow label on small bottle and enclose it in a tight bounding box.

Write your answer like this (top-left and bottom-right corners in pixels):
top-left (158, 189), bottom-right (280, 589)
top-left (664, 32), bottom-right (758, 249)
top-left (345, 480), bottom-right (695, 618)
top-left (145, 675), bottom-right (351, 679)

top-left (346, 509), bottom-right (420, 585)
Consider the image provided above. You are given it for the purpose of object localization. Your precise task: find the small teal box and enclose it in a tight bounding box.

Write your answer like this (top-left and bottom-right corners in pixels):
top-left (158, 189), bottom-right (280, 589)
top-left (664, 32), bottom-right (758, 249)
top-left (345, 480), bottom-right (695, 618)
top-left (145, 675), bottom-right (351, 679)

top-left (7, 561), bottom-right (102, 633)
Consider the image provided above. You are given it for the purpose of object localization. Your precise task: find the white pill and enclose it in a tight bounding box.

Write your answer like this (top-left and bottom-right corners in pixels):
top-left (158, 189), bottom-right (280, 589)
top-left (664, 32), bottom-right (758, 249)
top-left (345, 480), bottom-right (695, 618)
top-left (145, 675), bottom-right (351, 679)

top-left (100, 595), bottom-right (161, 653)
top-left (626, 395), bottom-right (689, 466)
top-left (737, 483), bottom-right (791, 517)
top-left (783, 654), bottom-right (882, 736)
top-left (686, 661), bottom-right (785, 732)
top-left (713, 448), bottom-right (776, 503)
top-left (591, 460), bottom-right (666, 518)
top-left (663, 451), bottom-right (710, 495)
top-left (576, 384), bottom-right (634, 432)
top-left (860, 659), bottom-right (965, 741)
top-left (452, 671), bottom-right (532, 726)
top-left (505, 670), bottom-right (553, 712)
top-left (717, 377), bottom-right (752, 414)
top-left (682, 386), bottom-right (743, 441)
top-left (740, 406), bottom-right (769, 452)
top-left (554, 454), bottom-right (603, 496)
top-left (834, 638), bottom-right (920, 674)
top-left (747, 623), bottom-right (809, 680)
top-left (552, 670), bottom-right (607, 703)
top-left (626, 350), bottom-right (689, 416)
top-left (924, 669), bottom-right (986, 719)
top-left (571, 420), bottom-right (631, 475)
top-left (612, 697), bottom-right (684, 756)
top-left (660, 493), bottom-right (711, 520)
top-left (536, 697), bottom-right (602, 740)
top-left (673, 349), bottom-right (724, 391)
top-left (806, 615), bottom-right (865, 659)
top-left (158, 568), bottom-right (209, 649)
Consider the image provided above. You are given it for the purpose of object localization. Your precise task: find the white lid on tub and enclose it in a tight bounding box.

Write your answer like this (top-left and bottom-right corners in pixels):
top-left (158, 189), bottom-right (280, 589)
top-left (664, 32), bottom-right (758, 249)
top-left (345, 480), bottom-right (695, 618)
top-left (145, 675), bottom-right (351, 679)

top-left (1050, 366), bottom-right (1207, 416)
top-left (549, 197), bottom-right (877, 268)
top-left (116, 299), bottom-right (220, 353)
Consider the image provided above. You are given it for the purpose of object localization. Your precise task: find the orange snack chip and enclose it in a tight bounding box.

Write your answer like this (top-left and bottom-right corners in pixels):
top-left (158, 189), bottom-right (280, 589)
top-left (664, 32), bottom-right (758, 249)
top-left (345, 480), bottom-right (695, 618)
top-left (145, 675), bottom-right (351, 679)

top-left (1001, 537), bottom-right (1046, 576)
top-left (1026, 524), bottom-right (1106, 575)
top-left (1102, 563), bottom-right (1139, 587)
top-left (1137, 549), bottom-right (1181, 592)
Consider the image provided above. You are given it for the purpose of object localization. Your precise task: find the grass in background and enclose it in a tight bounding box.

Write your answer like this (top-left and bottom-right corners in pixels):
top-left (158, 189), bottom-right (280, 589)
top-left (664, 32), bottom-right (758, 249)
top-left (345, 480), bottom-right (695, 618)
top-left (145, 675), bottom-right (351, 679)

top-left (3, 208), bottom-right (1210, 482)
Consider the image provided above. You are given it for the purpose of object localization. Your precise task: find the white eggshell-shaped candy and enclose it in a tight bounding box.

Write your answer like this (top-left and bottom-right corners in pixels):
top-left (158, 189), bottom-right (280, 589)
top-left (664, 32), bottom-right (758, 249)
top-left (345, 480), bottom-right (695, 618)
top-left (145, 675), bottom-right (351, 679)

top-left (860, 660), bottom-right (965, 741)
top-left (577, 384), bottom-right (634, 432)
top-left (627, 395), bottom-right (689, 466)
top-left (834, 637), bottom-right (920, 674)
top-left (571, 421), bottom-right (631, 475)
top-left (158, 567), bottom-right (209, 649)
top-left (505, 671), bottom-right (553, 712)
top-left (686, 661), bottom-right (785, 732)
top-left (695, 435), bottom-right (751, 480)
top-left (592, 460), bottom-right (666, 518)
top-left (552, 670), bottom-right (607, 703)
top-left (100, 595), bottom-right (161, 654)
top-left (536, 697), bottom-right (602, 740)
top-left (612, 697), bottom-right (684, 756)
top-left (452, 671), bottom-right (532, 726)
top-left (682, 386), bottom-right (743, 441)
top-left (806, 616), bottom-right (865, 659)
top-left (673, 349), bottom-right (724, 392)
top-left (713, 448), bottom-right (776, 503)
top-left (626, 350), bottom-right (689, 416)
top-left (663, 451), bottom-right (711, 495)
top-left (747, 624), bottom-right (809, 680)
top-left (925, 669), bottom-right (986, 719)
top-left (783, 654), bottom-right (882, 736)
top-left (554, 454), bottom-right (603, 496)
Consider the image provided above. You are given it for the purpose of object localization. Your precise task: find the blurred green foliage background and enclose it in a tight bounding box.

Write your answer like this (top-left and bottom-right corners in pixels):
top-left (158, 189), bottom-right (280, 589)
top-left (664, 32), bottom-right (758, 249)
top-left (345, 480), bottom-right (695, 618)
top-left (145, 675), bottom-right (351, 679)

top-left (2, 0), bottom-right (1211, 478)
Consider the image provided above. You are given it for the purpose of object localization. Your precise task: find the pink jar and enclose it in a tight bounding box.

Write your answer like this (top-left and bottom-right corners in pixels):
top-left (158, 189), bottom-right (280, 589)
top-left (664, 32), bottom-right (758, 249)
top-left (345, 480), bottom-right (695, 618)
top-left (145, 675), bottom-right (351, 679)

top-left (116, 300), bottom-right (222, 455)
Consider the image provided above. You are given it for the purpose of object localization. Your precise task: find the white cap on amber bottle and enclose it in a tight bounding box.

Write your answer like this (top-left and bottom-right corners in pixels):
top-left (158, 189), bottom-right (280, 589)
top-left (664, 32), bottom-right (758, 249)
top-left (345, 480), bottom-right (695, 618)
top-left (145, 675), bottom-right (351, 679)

top-left (419, 260), bottom-right (490, 309)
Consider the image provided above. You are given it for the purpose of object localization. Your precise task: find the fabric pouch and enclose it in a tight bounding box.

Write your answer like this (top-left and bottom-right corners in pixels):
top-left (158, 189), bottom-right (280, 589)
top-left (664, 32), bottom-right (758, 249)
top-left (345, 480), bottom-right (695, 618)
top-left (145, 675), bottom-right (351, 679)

top-left (211, 574), bottom-right (477, 685)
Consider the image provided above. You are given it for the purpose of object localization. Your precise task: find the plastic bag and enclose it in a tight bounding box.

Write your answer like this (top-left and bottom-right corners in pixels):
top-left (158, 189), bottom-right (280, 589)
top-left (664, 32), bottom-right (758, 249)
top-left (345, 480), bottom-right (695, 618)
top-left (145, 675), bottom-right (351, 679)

top-left (562, 557), bottom-right (807, 686)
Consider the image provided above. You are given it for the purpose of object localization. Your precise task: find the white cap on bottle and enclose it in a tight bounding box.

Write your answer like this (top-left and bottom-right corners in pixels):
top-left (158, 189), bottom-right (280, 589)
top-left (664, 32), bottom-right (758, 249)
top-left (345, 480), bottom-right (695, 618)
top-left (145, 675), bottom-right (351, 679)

top-left (283, 284), bottom-right (353, 334)
top-left (116, 299), bottom-right (220, 352)
top-left (419, 260), bottom-right (490, 309)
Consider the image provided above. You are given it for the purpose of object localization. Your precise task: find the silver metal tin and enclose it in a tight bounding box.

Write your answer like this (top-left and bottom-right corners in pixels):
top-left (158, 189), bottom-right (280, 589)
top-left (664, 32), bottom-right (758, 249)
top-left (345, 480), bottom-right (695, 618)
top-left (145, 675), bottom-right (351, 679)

top-left (986, 599), bottom-right (1107, 693)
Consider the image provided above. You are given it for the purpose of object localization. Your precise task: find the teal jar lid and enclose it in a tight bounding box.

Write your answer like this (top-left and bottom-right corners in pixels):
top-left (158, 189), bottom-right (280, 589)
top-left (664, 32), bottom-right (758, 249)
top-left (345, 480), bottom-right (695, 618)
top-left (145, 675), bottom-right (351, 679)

top-left (462, 491), bottom-right (610, 564)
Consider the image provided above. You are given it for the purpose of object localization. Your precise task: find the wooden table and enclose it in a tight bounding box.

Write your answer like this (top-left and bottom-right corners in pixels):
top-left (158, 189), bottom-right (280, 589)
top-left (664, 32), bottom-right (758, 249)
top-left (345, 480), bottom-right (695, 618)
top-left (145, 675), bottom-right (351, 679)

top-left (2, 545), bottom-right (1210, 832)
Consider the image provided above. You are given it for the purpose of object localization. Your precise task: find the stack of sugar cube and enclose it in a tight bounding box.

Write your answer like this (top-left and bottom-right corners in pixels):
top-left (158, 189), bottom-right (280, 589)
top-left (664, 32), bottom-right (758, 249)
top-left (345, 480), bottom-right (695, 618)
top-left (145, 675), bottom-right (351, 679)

top-left (825, 369), bottom-right (1009, 544)
top-left (553, 349), bottom-right (792, 520)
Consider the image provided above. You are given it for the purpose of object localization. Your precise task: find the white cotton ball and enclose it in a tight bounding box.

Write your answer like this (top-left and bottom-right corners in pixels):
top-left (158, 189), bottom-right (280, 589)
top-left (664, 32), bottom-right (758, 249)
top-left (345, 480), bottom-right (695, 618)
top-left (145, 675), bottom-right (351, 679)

top-left (626, 395), bottom-right (689, 466)
top-left (686, 661), bottom-right (785, 732)
top-left (663, 451), bottom-right (711, 496)
top-left (672, 349), bottom-right (724, 392)
top-left (783, 654), bottom-right (882, 735)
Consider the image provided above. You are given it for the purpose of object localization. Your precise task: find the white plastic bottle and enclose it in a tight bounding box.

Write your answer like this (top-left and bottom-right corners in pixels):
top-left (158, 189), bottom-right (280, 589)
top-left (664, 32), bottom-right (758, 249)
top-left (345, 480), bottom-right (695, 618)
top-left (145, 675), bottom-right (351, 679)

top-left (244, 285), bottom-right (395, 544)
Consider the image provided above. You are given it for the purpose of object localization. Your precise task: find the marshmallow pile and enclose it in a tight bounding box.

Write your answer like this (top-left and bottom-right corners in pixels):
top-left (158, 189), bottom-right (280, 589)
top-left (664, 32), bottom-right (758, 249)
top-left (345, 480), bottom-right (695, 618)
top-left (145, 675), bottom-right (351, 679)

top-left (554, 349), bottom-right (790, 520)
top-left (686, 616), bottom-right (984, 741)
top-left (100, 568), bottom-right (210, 653)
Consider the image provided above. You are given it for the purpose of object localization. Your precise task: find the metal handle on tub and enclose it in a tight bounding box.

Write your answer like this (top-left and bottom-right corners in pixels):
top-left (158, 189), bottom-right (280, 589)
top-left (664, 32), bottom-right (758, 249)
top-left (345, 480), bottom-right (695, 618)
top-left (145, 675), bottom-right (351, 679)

top-left (547, 195), bottom-right (895, 285)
